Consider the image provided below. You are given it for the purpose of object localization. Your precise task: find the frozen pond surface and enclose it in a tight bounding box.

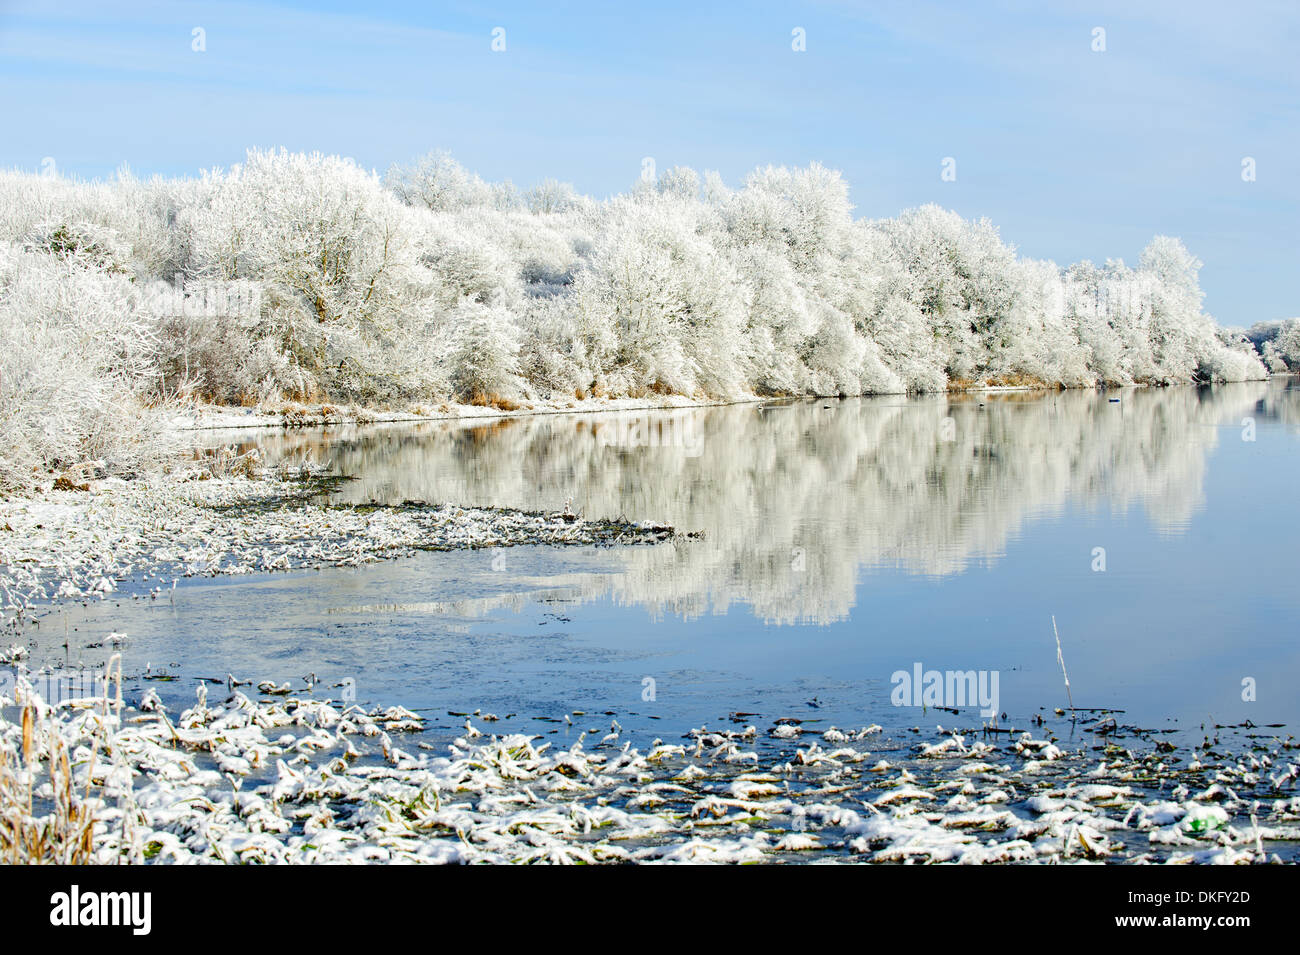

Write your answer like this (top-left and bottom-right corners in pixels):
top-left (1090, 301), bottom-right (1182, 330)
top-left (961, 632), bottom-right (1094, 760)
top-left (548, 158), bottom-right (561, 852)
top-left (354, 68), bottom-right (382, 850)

top-left (36, 380), bottom-right (1300, 749)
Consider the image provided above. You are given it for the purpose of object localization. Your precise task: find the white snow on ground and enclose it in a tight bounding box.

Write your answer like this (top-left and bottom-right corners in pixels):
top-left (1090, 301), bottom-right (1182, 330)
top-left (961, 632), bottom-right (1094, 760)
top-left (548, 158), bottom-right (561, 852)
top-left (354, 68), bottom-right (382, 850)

top-left (168, 394), bottom-right (745, 433)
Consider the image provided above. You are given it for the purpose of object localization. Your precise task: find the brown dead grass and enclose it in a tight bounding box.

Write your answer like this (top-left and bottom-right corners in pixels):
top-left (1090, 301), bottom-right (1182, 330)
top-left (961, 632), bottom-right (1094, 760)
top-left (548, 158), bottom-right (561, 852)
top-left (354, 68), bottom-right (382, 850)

top-left (468, 392), bottom-right (523, 412)
top-left (947, 373), bottom-right (1056, 392)
top-left (983, 372), bottom-right (1054, 389)
top-left (1, 705), bottom-right (97, 863)
top-left (1, 661), bottom-right (131, 864)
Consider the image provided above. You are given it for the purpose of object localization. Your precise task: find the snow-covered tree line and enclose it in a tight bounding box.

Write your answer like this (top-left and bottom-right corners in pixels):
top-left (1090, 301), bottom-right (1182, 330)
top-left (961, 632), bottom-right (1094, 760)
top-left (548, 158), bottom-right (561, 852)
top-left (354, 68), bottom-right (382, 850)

top-left (0, 148), bottom-right (1274, 486)
top-left (1243, 318), bottom-right (1300, 372)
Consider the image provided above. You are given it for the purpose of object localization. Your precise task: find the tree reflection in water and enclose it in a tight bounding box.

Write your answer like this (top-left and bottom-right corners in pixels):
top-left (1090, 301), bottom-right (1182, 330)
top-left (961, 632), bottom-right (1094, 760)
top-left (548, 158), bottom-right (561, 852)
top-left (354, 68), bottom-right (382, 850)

top-left (219, 379), bottom-right (1295, 626)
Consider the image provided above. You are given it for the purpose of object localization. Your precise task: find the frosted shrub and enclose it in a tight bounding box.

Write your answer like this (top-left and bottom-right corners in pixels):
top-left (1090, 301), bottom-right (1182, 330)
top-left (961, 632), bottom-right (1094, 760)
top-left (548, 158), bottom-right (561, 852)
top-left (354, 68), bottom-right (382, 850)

top-left (524, 179), bottom-right (581, 215)
top-left (876, 206), bottom-right (1022, 383)
top-left (571, 195), bottom-right (744, 397)
top-left (864, 296), bottom-right (948, 392)
top-left (0, 245), bottom-right (163, 488)
top-left (1271, 321), bottom-right (1300, 369)
top-left (732, 247), bottom-right (817, 395)
top-left (1196, 327), bottom-right (1268, 383)
top-left (1245, 319), bottom-right (1299, 373)
top-left (386, 151), bottom-right (516, 213)
top-left (183, 149), bottom-right (430, 402)
top-left (151, 284), bottom-right (309, 404)
top-left (515, 295), bottom-right (590, 396)
top-left (448, 299), bottom-right (523, 402)
top-left (23, 220), bottom-right (130, 274)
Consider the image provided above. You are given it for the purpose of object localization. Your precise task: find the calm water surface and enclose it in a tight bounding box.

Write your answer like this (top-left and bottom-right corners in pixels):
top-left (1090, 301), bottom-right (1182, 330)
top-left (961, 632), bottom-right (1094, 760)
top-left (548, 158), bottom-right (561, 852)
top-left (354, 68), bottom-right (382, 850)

top-left (55, 380), bottom-right (1300, 747)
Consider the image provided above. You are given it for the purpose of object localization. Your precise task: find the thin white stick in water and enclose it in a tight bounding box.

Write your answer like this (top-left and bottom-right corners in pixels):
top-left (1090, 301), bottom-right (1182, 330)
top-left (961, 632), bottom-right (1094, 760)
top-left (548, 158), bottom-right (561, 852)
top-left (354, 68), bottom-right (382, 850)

top-left (1251, 803), bottom-right (1265, 863)
top-left (1053, 615), bottom-right (1075, 714)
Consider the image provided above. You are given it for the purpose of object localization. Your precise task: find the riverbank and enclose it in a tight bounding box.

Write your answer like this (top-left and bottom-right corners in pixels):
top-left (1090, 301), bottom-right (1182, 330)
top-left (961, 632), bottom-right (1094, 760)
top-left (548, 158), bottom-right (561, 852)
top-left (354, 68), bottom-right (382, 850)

top-left (167, 384), bottom-right (1066, 434)
top-left (1, 677), bottom-right (1295, 864)
top-left (170, 393), bottom-right (744, 432)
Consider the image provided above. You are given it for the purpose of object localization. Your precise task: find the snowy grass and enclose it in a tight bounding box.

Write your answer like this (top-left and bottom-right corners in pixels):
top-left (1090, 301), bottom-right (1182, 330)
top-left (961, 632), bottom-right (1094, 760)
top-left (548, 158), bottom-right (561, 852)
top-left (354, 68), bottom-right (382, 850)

top-left (0, 688), bottom-right (117, 864)
top-left (1, 677), bottom-right (1295, 864)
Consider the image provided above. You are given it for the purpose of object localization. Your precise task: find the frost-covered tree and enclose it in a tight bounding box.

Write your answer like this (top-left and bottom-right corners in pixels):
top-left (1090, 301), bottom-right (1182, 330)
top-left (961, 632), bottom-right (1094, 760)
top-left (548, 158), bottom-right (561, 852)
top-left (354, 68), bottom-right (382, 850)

top-left (0, 243), bottom-right (163, 487)
top-left (656, 166), bottom-right (701, 201)
top-left (878, 206), bottom-right (1026, 383)
top-left (1271, 320), bottom-right (1300, 369)
top-left (1247, 318), bottom-right (1300, 372)
top-left (524, 179), bottom-right (580, 215)
top-left (385, 151), bottom-right (514, 212)
top-left (570, 192), bottom-right (744, 397)
top-left (183, 149), bottom-right (439, 401)
top-left (447, 299), bottom-right (523, 402)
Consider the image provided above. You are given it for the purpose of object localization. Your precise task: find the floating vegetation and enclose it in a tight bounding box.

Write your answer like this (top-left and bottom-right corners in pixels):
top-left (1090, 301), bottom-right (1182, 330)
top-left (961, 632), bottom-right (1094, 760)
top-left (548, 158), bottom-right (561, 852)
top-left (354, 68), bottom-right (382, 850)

top-left (1, 678), bottom-right (1295, 865)
top-left (0, 476), bottom-right (679, 629)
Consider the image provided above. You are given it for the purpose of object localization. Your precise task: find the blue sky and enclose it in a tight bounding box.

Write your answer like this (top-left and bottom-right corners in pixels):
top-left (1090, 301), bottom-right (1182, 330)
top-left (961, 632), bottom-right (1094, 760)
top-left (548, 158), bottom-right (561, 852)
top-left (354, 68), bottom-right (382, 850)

top-left (1, 0), bottom-right (1296, 325)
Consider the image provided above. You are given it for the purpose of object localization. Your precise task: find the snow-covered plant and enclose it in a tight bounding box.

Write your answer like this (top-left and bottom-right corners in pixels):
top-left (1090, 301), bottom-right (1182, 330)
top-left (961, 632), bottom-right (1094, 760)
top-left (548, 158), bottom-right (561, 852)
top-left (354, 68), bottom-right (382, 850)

top-left (447, 299), bottom-right (523, 402)
top-left (1262, 319), bottom-right (1300, 371)
top-left (0, 244), bottom-right (166, 488)
top-left (385, 151), bottom-right (514, 213)
top-left (182, 149), bottom-right (433, 401)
